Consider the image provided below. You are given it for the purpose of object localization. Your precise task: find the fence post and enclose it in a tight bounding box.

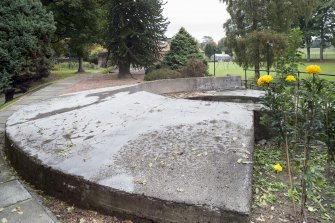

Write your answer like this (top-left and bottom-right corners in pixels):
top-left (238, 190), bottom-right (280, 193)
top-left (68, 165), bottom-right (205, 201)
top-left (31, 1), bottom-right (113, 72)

top-left (244, 69), bottom-right (247, 89)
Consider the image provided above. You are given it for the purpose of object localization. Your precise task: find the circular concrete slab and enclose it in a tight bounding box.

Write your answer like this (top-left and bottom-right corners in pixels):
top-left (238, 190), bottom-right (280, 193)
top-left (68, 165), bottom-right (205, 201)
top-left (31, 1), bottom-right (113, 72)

top-left (5, 77), bottom-right (256, 223)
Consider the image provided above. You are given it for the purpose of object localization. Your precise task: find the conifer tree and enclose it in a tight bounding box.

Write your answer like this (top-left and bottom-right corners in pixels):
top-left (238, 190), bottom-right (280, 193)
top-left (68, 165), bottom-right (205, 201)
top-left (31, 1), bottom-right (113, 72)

top-left (0, 0), bottom-right (55, 101)
top-left (105, 0), bottom-right (169, 77)
top-left (163, 28), bottom-right (203, 69)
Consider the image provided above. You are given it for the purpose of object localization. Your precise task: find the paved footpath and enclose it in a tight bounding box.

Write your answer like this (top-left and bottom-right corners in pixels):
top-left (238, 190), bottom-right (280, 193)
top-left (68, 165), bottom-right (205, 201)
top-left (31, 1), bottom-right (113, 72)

top-left (0, 73), bottom-right (97, 223)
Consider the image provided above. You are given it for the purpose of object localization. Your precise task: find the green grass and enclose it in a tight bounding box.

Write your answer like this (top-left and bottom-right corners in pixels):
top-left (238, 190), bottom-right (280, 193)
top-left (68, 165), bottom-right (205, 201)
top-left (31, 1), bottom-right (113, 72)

top-left (208, 61), bottom-right (335, 82)
top-left (300, 47), bottom-right (335, 60)
top-left (0, 66), bottom-right (104, 110)
top-left (208, 48), bottom-right (335, 81)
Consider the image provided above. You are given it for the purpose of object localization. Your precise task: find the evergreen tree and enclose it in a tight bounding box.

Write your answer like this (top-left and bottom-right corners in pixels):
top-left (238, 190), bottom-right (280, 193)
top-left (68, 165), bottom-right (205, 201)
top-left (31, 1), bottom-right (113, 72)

top-left (200, 36), bottom-right (214, 50)
top-left (220, 0), bottom-right (303, 77)
top-left (163, 28), bottom-right (203, 69)
top-left (42, 0), bottom-right (103, 72)
top-left (204, 42), bottom-right (217, 58)
top-left (0, 0), bottom-right (55, 101)
top-left (105, 0), bottom-right (169, 77)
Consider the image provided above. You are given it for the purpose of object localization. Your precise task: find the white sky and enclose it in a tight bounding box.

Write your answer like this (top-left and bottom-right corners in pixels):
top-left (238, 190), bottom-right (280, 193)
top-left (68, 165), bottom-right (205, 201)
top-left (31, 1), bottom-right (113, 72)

top-left (163, 0), bottom-right (230, 43)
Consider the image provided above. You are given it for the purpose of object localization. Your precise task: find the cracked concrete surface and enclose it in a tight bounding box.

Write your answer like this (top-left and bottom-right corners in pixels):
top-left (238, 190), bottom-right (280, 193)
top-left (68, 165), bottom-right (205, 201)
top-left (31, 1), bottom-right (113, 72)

top-left (6, 78), bottom-right (257, 223)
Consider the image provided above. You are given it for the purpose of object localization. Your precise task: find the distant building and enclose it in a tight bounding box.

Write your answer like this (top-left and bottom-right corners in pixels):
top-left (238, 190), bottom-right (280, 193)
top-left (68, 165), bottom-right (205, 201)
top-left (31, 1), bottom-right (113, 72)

top-left (210, 54), bottom-right (232, 61)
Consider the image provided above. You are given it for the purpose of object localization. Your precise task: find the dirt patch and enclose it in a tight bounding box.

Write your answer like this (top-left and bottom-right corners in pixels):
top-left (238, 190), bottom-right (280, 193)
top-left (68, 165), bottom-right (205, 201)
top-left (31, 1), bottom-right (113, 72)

top-left (62, 72), bottom-right (145, 94)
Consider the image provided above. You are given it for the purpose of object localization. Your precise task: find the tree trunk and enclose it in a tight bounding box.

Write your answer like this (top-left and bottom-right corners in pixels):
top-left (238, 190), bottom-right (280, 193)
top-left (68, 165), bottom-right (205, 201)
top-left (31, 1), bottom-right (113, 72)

top-left (118, 62), bottom-right (130, 78)
top-left (5, 89), bottom-right (15, 103)
top-left (254, 64), bottom-right (260, 79)
top-left (78, 57), bottom-right (85, 73)
top-left (320, 17), bottom-right (324, 62)
top-left (307, 46), bottom-right (311, 62)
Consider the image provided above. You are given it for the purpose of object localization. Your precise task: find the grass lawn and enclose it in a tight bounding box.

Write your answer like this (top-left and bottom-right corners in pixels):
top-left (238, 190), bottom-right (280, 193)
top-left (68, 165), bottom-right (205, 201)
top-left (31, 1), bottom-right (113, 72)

top-left (208, 48), bottom-right (335, 81)
top-left (208, 60), bottom-right (335, 82)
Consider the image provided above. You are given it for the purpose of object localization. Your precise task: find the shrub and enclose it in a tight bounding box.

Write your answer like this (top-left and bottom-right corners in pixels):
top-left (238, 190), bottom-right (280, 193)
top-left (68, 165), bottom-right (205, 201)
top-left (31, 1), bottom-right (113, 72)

top-left (144, 68), bottom-right (183, 81)
top-left (163, 27), bottom-right (203, 69)
top-left (179, 57), bottom-right (208, 77)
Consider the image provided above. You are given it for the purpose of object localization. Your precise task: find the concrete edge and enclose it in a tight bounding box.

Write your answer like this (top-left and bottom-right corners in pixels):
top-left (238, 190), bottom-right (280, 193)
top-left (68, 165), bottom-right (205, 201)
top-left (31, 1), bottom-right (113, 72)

top-left (5, 136), bottom-right (250, 223)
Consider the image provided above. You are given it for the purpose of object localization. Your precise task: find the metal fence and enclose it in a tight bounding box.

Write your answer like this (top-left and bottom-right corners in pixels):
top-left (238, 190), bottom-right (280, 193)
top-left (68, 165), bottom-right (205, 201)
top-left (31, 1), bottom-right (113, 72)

top-left (243, 69), bottom-right (335, 89)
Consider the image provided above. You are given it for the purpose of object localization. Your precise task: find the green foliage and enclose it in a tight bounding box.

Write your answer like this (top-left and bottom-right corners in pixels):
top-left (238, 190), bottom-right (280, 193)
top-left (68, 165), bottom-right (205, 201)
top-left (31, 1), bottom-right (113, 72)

top-left (144, 68), bottom-right (182, 81)
top-left (217, 38), bottom-right (225, 53)
top-left (221, 0), bottom-right (304, 75)
top-left (105, 0), bottom-right (169, 76)
top-left (276, 28), bottom-right (304, 76)
top-left (253, 146), bottom-right (286, 208)
top-left (204, 42), bottom-right (217, 58)
top-left (42, 0), bottom-right (104, 71)
top-left (163, 27), bottom-right (203, 69)
top-left (0, 0), bottom-right (55, 95)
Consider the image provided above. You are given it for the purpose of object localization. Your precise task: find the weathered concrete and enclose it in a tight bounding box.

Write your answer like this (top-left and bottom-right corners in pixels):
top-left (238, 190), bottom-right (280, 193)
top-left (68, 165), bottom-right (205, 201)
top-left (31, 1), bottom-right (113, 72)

top-left (0, 199), bottom-right (55, 223)
top-left (5, 76), bottom-right (258, 222)
top-left (0, 180), bottom-right (31, 207)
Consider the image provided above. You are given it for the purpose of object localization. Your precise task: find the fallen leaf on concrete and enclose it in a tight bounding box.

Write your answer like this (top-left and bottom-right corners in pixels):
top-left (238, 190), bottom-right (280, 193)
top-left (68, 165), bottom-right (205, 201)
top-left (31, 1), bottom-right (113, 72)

top-left (237, 158), bottom-right (243, 163)
top-left (148, 163), bottom-right (153, 168)
top-left (176, 188), bottom-right (184, 192)
top-left (0, 208), bottom-right (3, 212)
top-left (79, 218), bottom-right (86, 223)
top-left (11, 206), bottom-right (23, 214)
top-left (1, 218), bottom-right (8, 223)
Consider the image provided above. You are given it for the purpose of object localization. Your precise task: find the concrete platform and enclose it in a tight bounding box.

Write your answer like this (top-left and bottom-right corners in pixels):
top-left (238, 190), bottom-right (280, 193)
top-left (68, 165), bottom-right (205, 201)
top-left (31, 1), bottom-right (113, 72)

top-left (5, 77), bottom-right (256, 223)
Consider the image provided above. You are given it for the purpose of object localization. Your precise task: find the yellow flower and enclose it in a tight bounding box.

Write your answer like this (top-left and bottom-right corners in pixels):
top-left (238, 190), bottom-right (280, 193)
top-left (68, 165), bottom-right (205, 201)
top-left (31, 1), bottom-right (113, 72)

top-left (273, 163), bottom-right (283, 172)
top-left (306, 65), bottom-right (321, 75)
top-left (257, 75), bottom-right (273, 86)
top-left (285, 75), bottom-right (296, 82)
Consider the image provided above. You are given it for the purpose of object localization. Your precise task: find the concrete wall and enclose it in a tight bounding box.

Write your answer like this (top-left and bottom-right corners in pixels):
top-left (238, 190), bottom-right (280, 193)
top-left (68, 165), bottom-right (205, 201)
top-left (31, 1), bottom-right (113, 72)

top-left (139, 76), bottom-right (242, 94)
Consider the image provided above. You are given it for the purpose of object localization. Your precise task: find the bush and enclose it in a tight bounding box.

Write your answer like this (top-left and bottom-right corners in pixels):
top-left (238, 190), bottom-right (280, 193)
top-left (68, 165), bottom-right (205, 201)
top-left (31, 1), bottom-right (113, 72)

top-left (144, 68), bottom-right (183, 81)
top-left (163, 27), bottom-right (203, 69)
top-left (179, 57), bottom-right (208, 77)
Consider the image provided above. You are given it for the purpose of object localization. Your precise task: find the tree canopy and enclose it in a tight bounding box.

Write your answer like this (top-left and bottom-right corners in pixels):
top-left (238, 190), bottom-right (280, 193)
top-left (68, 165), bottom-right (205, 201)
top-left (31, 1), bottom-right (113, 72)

top-left (0, 0), bottom-right (55, 101)
top-left (204, 42), bottom-right (217, 58)
top-left (42, 0), bottom-right (103, 72)
top-left (105, 0), bottom-right (169, 77)
top-left (220, 0), bottom-right (306, 77)
top-left (163, 27), bottom-right (203, 69)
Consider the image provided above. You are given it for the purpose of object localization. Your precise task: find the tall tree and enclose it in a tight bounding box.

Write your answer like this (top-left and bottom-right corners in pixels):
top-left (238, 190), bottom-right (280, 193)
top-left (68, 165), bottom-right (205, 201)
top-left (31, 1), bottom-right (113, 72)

top-left (105, 0), bottom-right (169, 77)
top-left (313, 0), bottom-right (335, 61)
top-left (217, 38), bottom-right (225, 53)
top-left (0, 0), bottom-right (55, 101)
top-left (220, 0), bottom-right (303, 77)
top-left (42, 0), bottom-right (103, 72)
top-left (204, 42), bottom-right (217, 58)
top-left (163, 27), bottom-right (203, 69)
top-left (296, 0), bottom-right (320, 62)
top-left (200, 36), bottom-right (214, 50)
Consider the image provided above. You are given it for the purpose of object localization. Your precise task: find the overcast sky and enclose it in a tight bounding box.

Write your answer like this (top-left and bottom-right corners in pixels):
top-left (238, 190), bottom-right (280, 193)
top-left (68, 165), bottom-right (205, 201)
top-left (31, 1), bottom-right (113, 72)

top-left (163, 0), bottom-right (230, 43)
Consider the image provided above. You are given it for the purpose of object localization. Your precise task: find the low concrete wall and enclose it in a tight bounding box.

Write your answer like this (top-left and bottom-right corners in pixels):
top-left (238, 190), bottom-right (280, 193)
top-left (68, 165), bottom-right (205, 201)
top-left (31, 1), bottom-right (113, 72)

top-left (5, 137), bottom-right (249, 223)
top-left (140, 76), bottom-right (241, 94)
